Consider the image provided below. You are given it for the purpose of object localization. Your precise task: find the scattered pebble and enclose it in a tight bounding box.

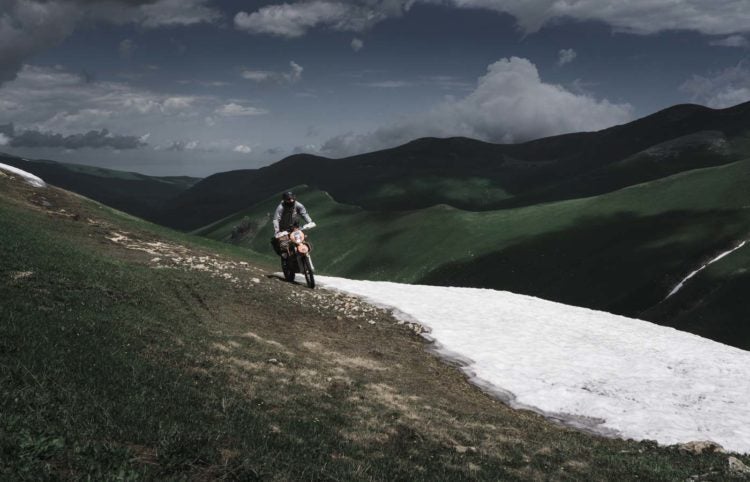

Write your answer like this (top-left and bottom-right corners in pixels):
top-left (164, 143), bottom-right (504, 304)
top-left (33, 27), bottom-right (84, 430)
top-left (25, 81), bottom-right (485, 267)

top-left (728, 456), bottom-right (750, 475)
top-left (11, 271), bottom-right (33, 281)
top-left (678, 441), bottom-right (725, 455)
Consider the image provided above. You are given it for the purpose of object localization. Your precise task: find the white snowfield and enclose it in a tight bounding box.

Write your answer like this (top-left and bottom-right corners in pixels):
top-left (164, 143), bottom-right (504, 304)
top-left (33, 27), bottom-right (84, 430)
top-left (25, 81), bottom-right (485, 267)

top-left (317, 276), bottom-right (750, 453)
top-left (0, 162), bottom-right (46, 188)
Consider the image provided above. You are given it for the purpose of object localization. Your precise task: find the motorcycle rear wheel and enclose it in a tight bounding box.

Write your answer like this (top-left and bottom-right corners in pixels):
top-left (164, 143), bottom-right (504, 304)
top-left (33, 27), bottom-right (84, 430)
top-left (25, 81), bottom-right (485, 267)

top-left (302, 256), bottom-right (315, 289)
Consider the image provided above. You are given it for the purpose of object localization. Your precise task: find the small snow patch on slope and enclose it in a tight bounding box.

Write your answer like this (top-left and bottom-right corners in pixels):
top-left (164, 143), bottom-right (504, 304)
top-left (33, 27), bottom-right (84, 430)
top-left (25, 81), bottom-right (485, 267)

top-left (0, 162), bottom-right (46, 188)
top-left (666, 241), bottom-right (747, 299)
top-left (318, 276), bottom-right (750, 454)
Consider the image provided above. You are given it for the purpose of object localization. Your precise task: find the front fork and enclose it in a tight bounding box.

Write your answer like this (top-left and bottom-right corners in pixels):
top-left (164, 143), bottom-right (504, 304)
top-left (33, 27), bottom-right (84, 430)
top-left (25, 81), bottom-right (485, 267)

top-left (296, 253), bottom-right (314, 272)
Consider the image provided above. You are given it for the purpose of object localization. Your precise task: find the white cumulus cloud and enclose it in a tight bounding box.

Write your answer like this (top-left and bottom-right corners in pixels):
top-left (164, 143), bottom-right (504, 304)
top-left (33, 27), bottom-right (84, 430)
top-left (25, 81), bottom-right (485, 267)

top-left (119, 38), bottom-right (136, 59)
top-left (241, 61), bottom-right (304, 85)
top-left (162, 96), bottom-right (197, 113)
top-left (139, 0), bottom-right (222, 28)
top-left (234, 144), bottom-right (253, 154)
top-left (357, 80), bottom-right (414, 88)
top-left (558, 48), bottom-right (577, 66)
top-left (680, 63), bottom-right (750, 108)
top-left (351, 37), bottom-right (364, 51)
top-left (0, 64), bottom-right (265, 154)
top-left (166, 140), bottom-right (200, 151)
top-left (216, 103), bottom-right (269, 117)
top-left (709, 35), bottom-right (749, 48)
top-left (321, 57), bottom-right (633, 157)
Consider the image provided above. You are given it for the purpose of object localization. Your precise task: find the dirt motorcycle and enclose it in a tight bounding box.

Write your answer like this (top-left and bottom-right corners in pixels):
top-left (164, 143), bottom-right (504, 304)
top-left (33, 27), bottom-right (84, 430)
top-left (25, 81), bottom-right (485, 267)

top-left (276, 223), bottom-right (316, 288)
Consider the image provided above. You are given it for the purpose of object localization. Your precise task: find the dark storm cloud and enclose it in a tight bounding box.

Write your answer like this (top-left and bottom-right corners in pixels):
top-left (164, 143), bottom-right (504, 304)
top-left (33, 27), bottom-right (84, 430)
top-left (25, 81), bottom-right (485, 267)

top-left (9, 126), bottom-right (147, 150)
top-left (0, 0), bottom-right (77, 84)
top-left (66, 0), bottom-right (157, 4)
top-left (0, 0), bottom-right (220, 84)
top-left (0, 123), bottom-right (14, 138)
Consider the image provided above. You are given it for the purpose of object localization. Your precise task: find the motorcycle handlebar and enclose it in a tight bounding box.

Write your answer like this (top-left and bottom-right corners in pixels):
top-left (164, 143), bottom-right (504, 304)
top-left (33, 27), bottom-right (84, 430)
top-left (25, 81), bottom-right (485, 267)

top-left (275, 222), bottom-right (316, 238)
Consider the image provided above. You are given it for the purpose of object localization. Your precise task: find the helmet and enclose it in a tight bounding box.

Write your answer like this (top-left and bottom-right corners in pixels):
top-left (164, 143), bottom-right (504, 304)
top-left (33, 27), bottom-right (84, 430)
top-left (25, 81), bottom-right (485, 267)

top-left (282, 191), bottom-right (295, 205)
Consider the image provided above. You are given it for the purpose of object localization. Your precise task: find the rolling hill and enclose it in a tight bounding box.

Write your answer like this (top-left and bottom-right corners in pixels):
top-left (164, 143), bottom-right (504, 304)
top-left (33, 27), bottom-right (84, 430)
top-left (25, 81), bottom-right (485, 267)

top-left (8, 101), bottom-right (750, 351)
top-left (4, 161), bottom-right (743, 479)
top-left (0, 153), bottom-right (200, 222)
top-left (161, 101), bottom-right (750, 231)
top-left (197, 157), bottom-right (750, 350)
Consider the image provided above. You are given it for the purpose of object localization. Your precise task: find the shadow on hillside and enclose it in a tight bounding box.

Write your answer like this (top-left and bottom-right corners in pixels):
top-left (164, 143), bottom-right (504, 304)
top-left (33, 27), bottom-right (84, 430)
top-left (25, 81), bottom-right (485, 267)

top-left (645, 264), bottom-right (750, 350)
top-left (419, 209), bottom-right (750, 348)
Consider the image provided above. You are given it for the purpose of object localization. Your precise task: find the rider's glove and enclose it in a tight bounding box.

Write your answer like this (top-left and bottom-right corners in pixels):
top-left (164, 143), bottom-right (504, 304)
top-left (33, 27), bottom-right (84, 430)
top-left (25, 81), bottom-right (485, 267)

top-left (302, 222), bottom-right (316, 230)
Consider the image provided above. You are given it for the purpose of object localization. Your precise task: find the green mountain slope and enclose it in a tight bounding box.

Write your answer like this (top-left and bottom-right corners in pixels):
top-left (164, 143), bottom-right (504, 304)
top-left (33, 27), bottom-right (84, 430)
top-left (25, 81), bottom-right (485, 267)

top-left (163, 101), bottom-right (750, 231)
top-left (0, 153), bottom-right (199, 222)
top-left (200, 159), bottom-right (750, 349)
top-left (4, 163), bottom-right (741, 479)
top-left (644, 241), bottom-right (750, 350)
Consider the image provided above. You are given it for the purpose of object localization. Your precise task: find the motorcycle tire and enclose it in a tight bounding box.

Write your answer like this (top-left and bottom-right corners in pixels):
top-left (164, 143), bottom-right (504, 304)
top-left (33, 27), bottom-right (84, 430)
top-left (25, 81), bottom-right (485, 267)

top-left (281, 257), bottom-right (295, 282)
top-left (302, 256), bottom-right (315, 289)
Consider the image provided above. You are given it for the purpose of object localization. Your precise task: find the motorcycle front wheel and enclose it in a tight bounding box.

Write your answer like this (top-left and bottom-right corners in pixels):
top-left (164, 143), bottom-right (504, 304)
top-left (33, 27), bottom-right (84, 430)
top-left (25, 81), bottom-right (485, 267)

top-left (281, 257), bottom-right (295, 282)
top-left (302, 256), bottom-right (315, 289)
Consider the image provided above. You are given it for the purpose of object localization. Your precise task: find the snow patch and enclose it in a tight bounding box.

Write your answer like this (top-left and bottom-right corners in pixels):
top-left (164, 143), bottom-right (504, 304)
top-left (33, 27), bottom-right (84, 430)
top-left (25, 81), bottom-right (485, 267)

top-left (317, 276), bottom-right (750, 453)
top-left (0, 162), bottom-right (46, 188)
top-left (666, 241), bottom-right (747, 299)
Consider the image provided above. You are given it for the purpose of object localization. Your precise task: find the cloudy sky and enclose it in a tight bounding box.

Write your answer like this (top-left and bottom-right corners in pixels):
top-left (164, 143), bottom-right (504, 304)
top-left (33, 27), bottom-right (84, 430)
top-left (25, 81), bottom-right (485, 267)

top-left (1, 0), bottom-right (749, 176)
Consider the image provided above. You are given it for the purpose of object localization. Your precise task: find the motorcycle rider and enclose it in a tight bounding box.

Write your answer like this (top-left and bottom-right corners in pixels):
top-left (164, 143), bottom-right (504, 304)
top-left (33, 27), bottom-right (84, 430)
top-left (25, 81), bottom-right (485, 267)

top-left (271, 191), bottom-right (315, 256)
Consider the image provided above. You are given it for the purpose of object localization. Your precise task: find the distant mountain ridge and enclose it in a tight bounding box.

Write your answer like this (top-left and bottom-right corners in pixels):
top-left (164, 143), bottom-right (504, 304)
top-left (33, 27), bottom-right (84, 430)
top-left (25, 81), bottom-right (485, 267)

top-left (5, 101), bottom-right (749, 231)
top-left (5, 101), bottom-right (750, 351)
top-left (158, 101), bottom-right (750, 230)
top-left (198, 157), bottom-right (750, 351)
top-left (0, 154), bottom-right (200, 222)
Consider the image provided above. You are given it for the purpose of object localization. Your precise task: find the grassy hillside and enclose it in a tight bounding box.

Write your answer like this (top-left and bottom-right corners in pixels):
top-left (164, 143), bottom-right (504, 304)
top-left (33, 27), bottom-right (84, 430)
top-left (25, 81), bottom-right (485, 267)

top-left (162, 102), bottom-right (750, 230)
top-left (0, 153), bottom-right (199, 223)
top-left (645, 241), bottom-right (750, 350)
top-left (2, 166), bottom-right (747, 479)
top-left (199, 159), bottom-right (750, 349)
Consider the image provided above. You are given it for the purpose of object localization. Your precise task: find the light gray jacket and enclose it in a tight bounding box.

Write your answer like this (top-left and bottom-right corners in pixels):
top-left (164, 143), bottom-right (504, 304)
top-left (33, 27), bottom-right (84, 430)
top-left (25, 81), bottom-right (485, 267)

top-left (273, 201), bottom-right (312, 233)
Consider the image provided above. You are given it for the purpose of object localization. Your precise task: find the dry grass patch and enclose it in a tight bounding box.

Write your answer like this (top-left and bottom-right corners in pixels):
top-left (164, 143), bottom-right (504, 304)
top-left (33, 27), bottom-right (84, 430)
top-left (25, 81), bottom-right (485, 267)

top-left (301, 340), bottom-right (388, 371)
